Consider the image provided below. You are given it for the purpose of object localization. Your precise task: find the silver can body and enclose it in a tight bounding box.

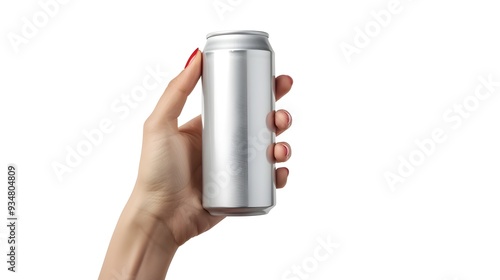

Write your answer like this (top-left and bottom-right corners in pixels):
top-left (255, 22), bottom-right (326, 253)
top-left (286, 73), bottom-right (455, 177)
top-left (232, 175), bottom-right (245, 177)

top-left (202, 30), bottom-right (276, 216)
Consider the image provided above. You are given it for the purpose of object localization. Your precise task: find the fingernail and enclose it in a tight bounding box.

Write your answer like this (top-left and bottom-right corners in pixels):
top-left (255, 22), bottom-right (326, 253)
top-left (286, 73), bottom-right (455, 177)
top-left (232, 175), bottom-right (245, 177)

top-left (184, 48), bottom-right (199, 69)
top-left (284, 111), bottom-right (292, 127)
top-left (283, 144), bottom-right (290, 158)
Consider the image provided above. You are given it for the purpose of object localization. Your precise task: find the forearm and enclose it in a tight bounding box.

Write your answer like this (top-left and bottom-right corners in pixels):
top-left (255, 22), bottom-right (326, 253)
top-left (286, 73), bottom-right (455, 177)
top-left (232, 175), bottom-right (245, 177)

top-left (99, 190), bottom-right (178, 280)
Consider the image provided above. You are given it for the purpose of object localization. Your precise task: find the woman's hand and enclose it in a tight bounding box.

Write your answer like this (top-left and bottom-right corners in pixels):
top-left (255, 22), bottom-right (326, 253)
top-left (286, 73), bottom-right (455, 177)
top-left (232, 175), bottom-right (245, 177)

top-left (99, 49), bottom-right (293, 280)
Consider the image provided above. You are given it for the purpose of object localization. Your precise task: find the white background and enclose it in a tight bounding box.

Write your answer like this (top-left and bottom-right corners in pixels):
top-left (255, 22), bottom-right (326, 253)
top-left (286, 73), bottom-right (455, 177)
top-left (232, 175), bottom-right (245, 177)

top-left (1, 0), bottom-right (500, 279)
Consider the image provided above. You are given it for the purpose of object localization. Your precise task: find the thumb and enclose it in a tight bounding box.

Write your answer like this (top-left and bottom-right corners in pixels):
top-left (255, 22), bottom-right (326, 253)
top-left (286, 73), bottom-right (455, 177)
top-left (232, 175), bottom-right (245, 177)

top-left (147, 48), bottom-right (202, 130)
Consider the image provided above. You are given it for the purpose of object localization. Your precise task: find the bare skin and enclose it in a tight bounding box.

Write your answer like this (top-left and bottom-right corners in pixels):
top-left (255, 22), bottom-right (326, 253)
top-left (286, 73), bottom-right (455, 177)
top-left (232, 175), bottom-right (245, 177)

top-left (99, 49), bottom-right (293, 280)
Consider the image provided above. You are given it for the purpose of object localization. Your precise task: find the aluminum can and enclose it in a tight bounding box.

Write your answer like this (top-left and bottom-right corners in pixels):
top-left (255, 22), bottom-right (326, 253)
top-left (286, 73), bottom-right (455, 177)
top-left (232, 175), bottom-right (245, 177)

top-left (202, 30), bottom-right (276, 216)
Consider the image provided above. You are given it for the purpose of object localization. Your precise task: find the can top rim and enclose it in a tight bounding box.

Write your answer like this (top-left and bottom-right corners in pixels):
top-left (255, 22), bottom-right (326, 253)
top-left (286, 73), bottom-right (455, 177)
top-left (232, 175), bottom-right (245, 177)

top-left (206, 30), bottom-right (269, 39)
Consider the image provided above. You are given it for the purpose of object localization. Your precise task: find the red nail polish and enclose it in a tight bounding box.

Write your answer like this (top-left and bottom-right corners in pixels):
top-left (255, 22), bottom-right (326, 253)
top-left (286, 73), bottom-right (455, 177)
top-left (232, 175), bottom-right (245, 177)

top-left (184, 48), bottom-right (199, 68)
top-left (284, 110), bottom-right (292, 127)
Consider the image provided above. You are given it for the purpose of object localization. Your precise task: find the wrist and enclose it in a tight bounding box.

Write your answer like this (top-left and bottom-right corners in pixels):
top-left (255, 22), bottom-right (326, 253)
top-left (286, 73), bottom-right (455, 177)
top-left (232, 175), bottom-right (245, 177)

top-left (98, 189), bottom-right (178, 280)
top-left (127, 188), bottom-right (180, 250)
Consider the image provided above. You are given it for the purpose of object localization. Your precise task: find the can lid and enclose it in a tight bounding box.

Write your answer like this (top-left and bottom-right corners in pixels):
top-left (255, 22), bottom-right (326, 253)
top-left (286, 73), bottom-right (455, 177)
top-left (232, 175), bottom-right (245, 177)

top-left (206, 30), bottom-right (269, 39)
